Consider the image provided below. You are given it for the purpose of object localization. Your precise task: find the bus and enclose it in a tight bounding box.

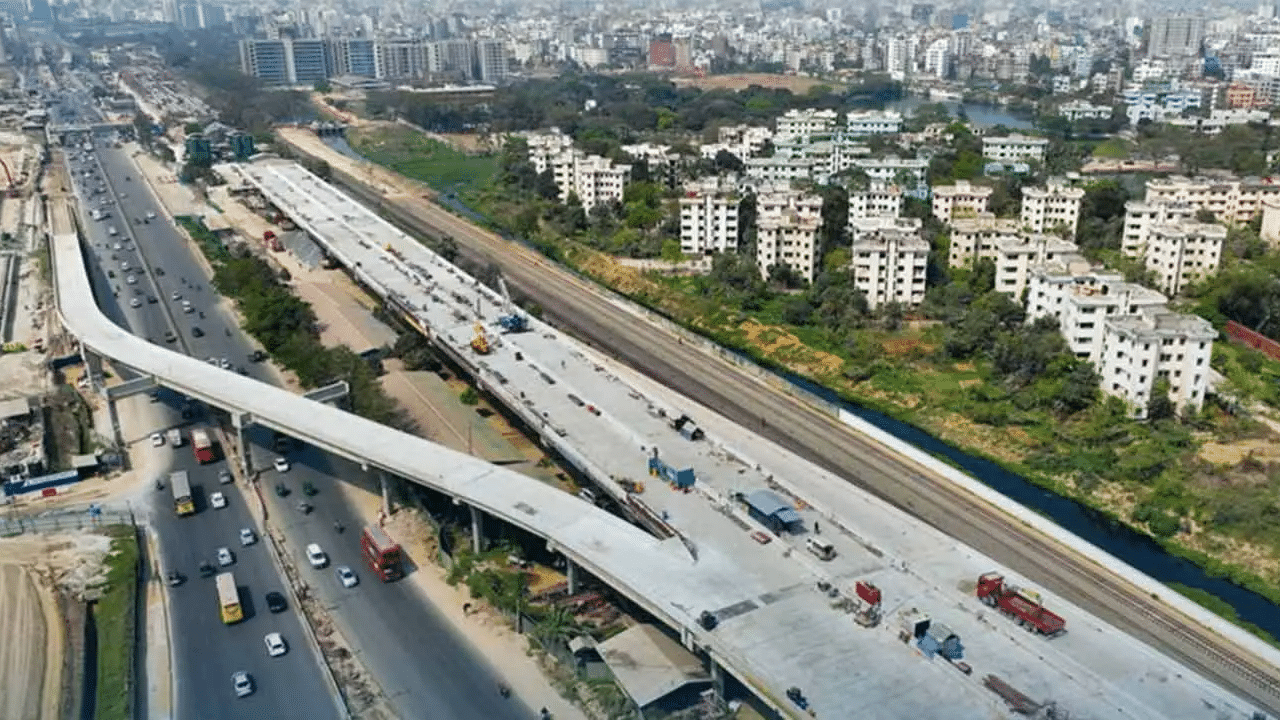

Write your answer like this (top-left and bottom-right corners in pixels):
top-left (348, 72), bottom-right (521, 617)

top-left (170, 471), bottom-right (194, 516)
top-left (215, 573), bottom-right (243, 624)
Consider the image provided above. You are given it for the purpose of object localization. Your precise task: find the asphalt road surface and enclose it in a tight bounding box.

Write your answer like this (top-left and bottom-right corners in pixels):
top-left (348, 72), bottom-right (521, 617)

top-left (67, 131), bottom-right (341, 720)
top-left (321, 165), bottom-right (1280, 716)
top-left (74, 125), bottom-right (538, 719)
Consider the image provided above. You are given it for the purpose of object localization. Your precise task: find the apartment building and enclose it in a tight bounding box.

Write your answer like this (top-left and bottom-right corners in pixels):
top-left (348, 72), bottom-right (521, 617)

top-left (1099, 310), bottom-right (1215, 417)
top-left (239, 39), bottom-right (289, 85)
top-left (475, 38), bottom-right (509, 84)
top-left (947, 214), bottom-right (1021, 267)
top-left (981, 134), bottom-right (1050, 163)
top-left (1261, 196), bottom-right (1280, 245)
top-left (848, 182), bottom-right (904, 221)
top-left (679, 178), bottom-right (739, 255)
top-left (931, 180), bottom-right (992, 223)
top-left (850, 156), bottom-right (929, 186)
top-left (774, 108), bottom-right (839, 142)
top-left (850, 216), bottom-right (923, 243)
top-left (1058, 101), bottom-right (1113, 121)
top-left (850, 227), bottom-right (929, 308)
top-left (698, 124), bottom-right (773, 162)
top-left (844, 110), bottom-right (903, 136)
top-left (1121, 200), bottom-right (1196, 256)
top-left (991, 235), bottom-right (1081, 298)
top-left (745, 156), bottom-right (816, 185)
top-left (1021, 179), bottom-right (1085, 234)
top-left (1143, 221), bottom-right (1226, 296)
top-left (524, 130), bottom-right (576, 173)
top-left (1141, 175), bottom-right (1280, 225)
top-left (756, 187), bottom-right (823, 282)
top-left (560, 154), bottom-right (631, 211)
top-left (1026, 264), bottom-right (1169, 362)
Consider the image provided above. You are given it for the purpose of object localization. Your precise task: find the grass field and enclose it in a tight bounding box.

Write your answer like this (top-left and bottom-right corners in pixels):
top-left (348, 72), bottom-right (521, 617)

top-left (95, 526), bottom-right (138, 720)
top-left (348, 127), bottom-right (498, 196)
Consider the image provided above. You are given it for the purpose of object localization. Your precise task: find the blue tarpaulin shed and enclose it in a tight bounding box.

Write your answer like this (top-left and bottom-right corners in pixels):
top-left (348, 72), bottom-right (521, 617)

top-left (744, 489), bottom-right (803, 533)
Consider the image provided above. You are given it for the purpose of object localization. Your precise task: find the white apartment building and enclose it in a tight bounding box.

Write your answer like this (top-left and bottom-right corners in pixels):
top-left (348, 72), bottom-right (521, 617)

top-left (1025, 264), bottom-right (1169, 363)
top-left (1099, 310), bottom-right (1215, 417)
top-left (947, 214), bottom-right (1021, 267)
top-left (703, 124), bottom-right (773, 161)
top-left (524, 130), bottom-right (576, 174)
top-left (567, 154), bottom-right (630, 211)
top-left (845, 110), bottom-right (903, 136)
top-left (848, 182), bottom-right (904, 222)
top-left (851, 227), bottom-right (930, 308)
top-left (1261, 196), bottom-right (1280, 245)
top-left (932, 180), bottom-right (993, 223)
top-left (850, 216), bottom-right (922, 243)
top-left (775, 108), bottom-right (839, 142)
top-left (679, 178), bottom-right (739, 255)
top-left (745, 156), bottom-right (816, 185)
top-left (1058, 101), bottom-right (1113, 121)
top-left (1122, 200), bottom-right (1196, 256)
top-left (991, 235), bottom-right (1081, 298)
top-left (621, 143), bottom-right (679, 168)
top-left (1143, 222), bottom-right (1226, 296)
top-left (850, 156), bottom-right (929, 187)
top-left (1141, 176), bottom-right (1280, 225)
top-left (981, 134), bottom-right (1050, 163)
top-left (756, 188), bottom-right (823, 282)
top-left (1021, 179), bottom-right (1085, 234)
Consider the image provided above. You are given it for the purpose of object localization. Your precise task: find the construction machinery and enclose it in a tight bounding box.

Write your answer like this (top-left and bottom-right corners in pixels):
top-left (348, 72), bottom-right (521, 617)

top-left (470, 322), bottom-right (490, 354)
top-left (496, 277), bottom-right (528, 333)
top-left (975, 572), bottom-right (1066, 636)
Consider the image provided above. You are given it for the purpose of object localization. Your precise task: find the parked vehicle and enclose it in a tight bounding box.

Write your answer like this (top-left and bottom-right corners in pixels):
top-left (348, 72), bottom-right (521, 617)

top-left (975, 572), bottom-right (1066, 636)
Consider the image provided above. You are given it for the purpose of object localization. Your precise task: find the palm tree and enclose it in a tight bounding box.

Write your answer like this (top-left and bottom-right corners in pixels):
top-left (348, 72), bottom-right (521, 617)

top-left (534, 603), bottom-right (581, 649)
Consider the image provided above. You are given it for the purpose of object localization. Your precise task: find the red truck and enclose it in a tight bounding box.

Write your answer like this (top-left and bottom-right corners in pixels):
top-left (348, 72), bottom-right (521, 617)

top-left (191, 429), bottom-right (215, 464)
top-left (360, 525), bottom-right (403, 582)
top-left (976, 572), bottom-right (1065, 636)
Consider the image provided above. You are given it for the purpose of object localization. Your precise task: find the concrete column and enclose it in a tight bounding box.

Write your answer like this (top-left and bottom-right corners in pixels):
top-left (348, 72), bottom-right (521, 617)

top-left (231, 413), bottom-right (252, 478)
top-left (566, 558), bottom-right (579, 595)
top-left (709, 657), bottom-right (726, 700)
top-left (469, 505), bottom-right (484, 554)
top-left (379, 471), bottom-right (390, 518)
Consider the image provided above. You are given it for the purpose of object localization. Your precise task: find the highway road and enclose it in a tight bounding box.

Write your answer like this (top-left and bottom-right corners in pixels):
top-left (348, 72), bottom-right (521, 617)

top-left (69, 111), bottom-right (541, 718)
top-left (310, 146), bottom-right (1280, 715)
top-left (64, 127), bottom-right (341, 719)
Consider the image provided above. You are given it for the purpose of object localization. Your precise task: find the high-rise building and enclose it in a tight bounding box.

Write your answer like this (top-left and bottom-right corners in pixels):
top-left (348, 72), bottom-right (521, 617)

top-left (679, 178), bottom-right (740, 255)
top-left (851, 226), bottom-right (929, 308)
top-left (1146, 15), bottom-right (1205, 59)
top-left (475, 39), bottom-right (508, 83)
top-left (239, 39), bottom-right (289, 85)
top-left (377, 39), bottom-right (427, 79)
top-left (287, 39), bottom-right (330, 84)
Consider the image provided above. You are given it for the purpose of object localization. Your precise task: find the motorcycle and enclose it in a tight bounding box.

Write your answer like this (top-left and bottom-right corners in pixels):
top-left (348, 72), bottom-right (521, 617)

top-left (297, 501), bottom-right (312, 514)
top-left (334, 521), bottom-right (344, 534)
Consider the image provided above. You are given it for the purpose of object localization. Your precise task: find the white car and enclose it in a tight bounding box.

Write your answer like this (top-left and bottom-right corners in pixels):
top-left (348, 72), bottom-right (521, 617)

top-left (305, 543), bottom-right (327, 568)
top-left (264, 632), bottom-right (287, 657)
top-left (216, 547), bottom-right (234, 566)
top-left (145, 211), bottom-right (156, 220)
top-left (149, 432), bottom-right (164, 447)
top-left (125, 274), bottom-right (138, 285)
top-left (170, 291), bottom-right (181, 301)
top-left (129, 297), bottom-right (142, 308)
top-left (239, 527), bottom-right (256, 546)
top-left (231, 671), bottom-right (253, 698)
top-left (273, 457), bottom-right (290, 473)
top-left (210, 491), bottom-right (227, 509)
top-left (336, 566), bottom-right (358, 588)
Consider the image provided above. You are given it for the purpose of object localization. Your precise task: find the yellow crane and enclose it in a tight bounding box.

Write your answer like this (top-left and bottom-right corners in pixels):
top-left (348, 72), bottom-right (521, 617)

top-left (470, 322), bottom-right (490, 354)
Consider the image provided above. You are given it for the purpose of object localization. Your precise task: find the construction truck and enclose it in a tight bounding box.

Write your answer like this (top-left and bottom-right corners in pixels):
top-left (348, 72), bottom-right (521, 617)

top-left (495, 278), bottom-right (528, 333)
top-left (975, 572), bottom-right (1066, 636)
top-left (470, 322), bottom-right (490, 354)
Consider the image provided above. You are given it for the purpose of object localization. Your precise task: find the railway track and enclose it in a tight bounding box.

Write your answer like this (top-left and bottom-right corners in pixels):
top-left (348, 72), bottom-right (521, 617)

top-left (311, 151), bottom-right (1280, 717)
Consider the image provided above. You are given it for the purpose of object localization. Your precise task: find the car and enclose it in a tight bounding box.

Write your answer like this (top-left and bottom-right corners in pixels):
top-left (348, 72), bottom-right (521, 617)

top-left (125, 274), bottom-right (137, 285)
top-left (191, 327), bottom-right (204, 338)
top-left (273, 457), bottom-right (290, 473)
top-left (149, 432), bottom-right (164, 447)
top-left (113, 243), bottom-right (122, 250)
top-left (216, 547), bottom-right (234, 566)
top-left (239, 527), bottom-right (257, 546)
top-left (336, 566), bottom-right (358, 588)
top-left (163, 330), bottom-right (177, 343)
top-left (119, 261), bottom-right (129, 271)
top-left (129, 297), bottom-right (142, 308)
top-left (231, 671), bottom-right (253, 698)
top-left (182, 302), bottom-right (193, 314)
top-left (210, 492), bottom-right (227, 509)
top-left (263, 632), bottom-right (287, 657)
top-left (218, 358), bottom-right (231, 370)
top-left (146, 295), bottom-right (157, 304)
top-left (305, 543), bottom-right (327, 568)
top-left (265, 591), bottom-right (288, 613)
top-left (146, 211), bottom-right (156, 219)
top-left (218, 469), bottom-right (233, 484)
top-left (154, 267), bottom-right (165, 276)
top-left (170, 291), bottom-right (181, 301)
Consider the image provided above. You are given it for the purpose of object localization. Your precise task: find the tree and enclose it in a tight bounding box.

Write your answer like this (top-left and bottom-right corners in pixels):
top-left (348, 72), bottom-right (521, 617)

top-left (1146, 378), bottom-right (1176, 421)
top-left (781, 296), bottom-right (815, 325)
top-left (713, 149), bottom-right (744, 173)
top-left (1053, 359), bottom-right (1100, 414)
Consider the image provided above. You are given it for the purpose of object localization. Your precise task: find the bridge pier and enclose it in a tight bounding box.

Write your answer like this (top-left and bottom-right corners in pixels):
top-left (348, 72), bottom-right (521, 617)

top-left (709, 656), bottom-right (726, 700)
top-left (566, 558), bottom-right (579, 594)
top-left (231, 412), bottom-right (252, 478)
top-left (470, 505), bottom-right (484, 553)
top-left (379, 470), bottom-right (390, 518)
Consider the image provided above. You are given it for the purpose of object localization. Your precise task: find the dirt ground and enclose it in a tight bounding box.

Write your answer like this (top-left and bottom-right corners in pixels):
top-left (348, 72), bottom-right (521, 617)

top-left (0, 532), bottom-right (113, 720)
top-left (671, 72), bottom-right (844, 94)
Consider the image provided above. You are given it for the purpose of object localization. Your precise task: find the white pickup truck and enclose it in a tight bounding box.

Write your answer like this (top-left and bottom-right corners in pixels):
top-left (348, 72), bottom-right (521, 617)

top-left (166, 428), bottom-right (183, 447)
